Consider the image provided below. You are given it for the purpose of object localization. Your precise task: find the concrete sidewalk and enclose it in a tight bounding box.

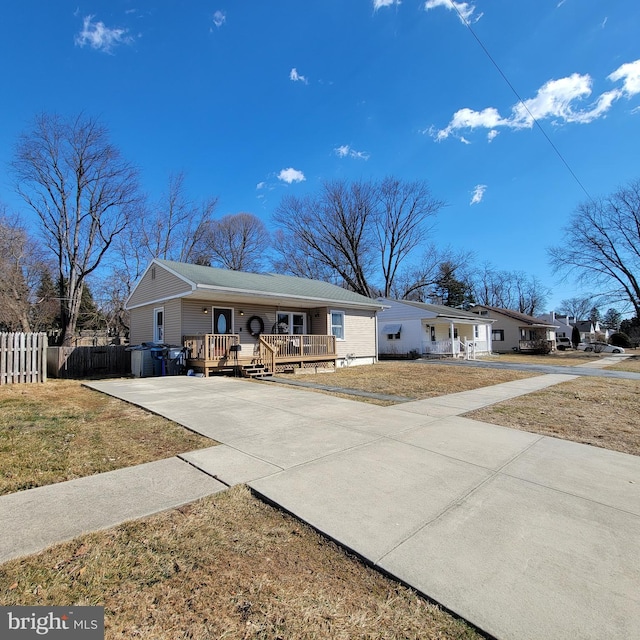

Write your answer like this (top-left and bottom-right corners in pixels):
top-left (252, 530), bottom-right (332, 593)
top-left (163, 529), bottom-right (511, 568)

top-left (408, 354), bottom-right (640, 380)
top-left (0, 458), bottom-right (226, 564)
top-left (2, 372), bottom-right (639, 640)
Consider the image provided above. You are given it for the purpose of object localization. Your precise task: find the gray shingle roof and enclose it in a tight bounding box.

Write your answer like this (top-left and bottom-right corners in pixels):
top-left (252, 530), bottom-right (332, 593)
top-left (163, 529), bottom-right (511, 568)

top-left (472, 305), bottom-right (556, 327)
top-left (382, 298), bottom-right (486, 320)
top-left (156, 259), bottom-right (383, 309)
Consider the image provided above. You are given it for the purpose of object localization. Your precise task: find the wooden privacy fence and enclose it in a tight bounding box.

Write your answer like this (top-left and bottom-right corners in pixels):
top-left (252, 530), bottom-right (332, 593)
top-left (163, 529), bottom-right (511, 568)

top-left (48, 345), bottom-right (131, 379)
top-left (0, 332), bottom-right (48, 385)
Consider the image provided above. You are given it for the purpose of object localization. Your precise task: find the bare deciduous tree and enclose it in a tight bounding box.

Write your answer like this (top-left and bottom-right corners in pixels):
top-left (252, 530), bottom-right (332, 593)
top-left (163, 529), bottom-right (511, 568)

top-left (204, 212), bottom-right (269, 271)
top-left (375, 177), bottom-right (443, 297)
top-left (557, 296), bottom-right (595, 320)
top-left (0, 212), bottom-right (41, 332)
top-left (138, 172), bottom-right (217, 264)
top-left (12, 113), bottom-right (140, 345)
top-left (392, 244), bottom-right (474, 302)
top-left (273, 180), bottom-right (377, 296)
top-left (471, 265), bottom-right (549, 315)
top-left (105, 171), bottom-right (218, 335)
top-left (549, 178), bottom-right (640, 318)
top-left (272, 177), bottom-right (444, 297)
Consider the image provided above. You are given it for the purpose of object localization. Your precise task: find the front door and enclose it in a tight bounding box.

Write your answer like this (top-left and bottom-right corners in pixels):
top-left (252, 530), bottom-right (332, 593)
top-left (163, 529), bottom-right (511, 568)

top-left (213, 308), bottom-right (233, 334)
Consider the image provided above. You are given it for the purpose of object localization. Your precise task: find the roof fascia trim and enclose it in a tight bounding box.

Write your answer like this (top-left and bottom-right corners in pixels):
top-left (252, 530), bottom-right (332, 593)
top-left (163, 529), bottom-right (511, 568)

top-left (194, 283), bottom-right (385, 310)
top-left (125, 259), bottom-right (196, 308)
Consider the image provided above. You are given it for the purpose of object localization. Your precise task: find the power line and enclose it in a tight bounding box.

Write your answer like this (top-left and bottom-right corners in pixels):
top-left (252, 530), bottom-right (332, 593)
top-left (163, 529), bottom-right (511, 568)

top-left (447, 1), bottom-right (594, 202)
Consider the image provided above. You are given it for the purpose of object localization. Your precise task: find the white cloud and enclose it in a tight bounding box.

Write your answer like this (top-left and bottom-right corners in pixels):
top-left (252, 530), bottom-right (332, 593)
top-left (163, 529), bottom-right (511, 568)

top-left (290, 68), bottom-right (308, 84)
top-left (278, 168), bottom-right (306, 184)
top-left (334, 144), bottom-right (370, 160)
top-left (470, 184), bottom-right (487, 205)
top-left (212, 11), bottom-right (226, 28)
top-left (509, 74), bottom-right (616, 127)
top-left (432, 60), bottom-right (640, 141)
top-left (434, 107), bottom-right (507, 141)
top-left (256, 182), bottom-right (266, 190)
top-left (373, 0), bottom-right (401, 10)
top-left (424, 0), bottom-right (482, 24)
top-left (75, 15), bottom-right (132, 53)
top-left (608, 59), bottom-right (640, 97)
top-left (459, 136), bottom-right (471, 145)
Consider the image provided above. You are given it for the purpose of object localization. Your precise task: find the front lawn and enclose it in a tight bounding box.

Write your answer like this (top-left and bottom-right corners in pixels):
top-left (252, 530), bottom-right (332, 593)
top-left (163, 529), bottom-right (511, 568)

top-left (0, 380), bottom-right (213, 496)
top-left (0, 486), bottom-right (480, 640)
top-left (297, 360), bottom-right (538, 405)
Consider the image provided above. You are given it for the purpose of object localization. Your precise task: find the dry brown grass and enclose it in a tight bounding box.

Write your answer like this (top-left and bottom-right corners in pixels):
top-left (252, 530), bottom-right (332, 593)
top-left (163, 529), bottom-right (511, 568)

top-left (466, 377), bottom-right (640, 456)
top-left (476, 352), bottom-right (612, 366)
top-left (605, 354), bottom-right (640, 373)
top-left (297, 360), bottom-right (538, 405)
top-left (0, 485), bottom-right (479, 640)
top-left (0, 380), bottom-right (213, 495)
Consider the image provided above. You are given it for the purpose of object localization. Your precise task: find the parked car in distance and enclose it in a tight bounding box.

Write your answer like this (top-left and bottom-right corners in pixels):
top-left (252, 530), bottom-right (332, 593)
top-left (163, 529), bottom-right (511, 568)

top-left (556, 337), bottom-right (572, 350)
top-left (581, 341), bottom-right (625, 354)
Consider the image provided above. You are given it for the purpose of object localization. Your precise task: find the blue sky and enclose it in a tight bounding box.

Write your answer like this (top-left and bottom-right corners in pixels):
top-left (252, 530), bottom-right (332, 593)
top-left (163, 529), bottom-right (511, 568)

top-left (1, 1), bottom-right (639, 311)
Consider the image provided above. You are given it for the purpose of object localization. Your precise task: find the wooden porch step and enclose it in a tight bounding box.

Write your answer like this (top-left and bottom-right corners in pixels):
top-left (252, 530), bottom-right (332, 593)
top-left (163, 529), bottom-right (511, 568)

top-left (240, 363), bottom-right (273, 379)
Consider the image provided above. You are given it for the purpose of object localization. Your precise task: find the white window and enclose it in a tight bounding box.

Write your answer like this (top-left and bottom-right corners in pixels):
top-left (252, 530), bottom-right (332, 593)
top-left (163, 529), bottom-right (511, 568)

top-left (154, 307), bottom-right (164, 343)
top-left (383, 323), bottom-right (401, 340)
top-left (276, 312), bottom-right (306, 335)
top-left (474, 325), bottom-right (479, 339)
top-left (330, 311), bottom-right (345, 340)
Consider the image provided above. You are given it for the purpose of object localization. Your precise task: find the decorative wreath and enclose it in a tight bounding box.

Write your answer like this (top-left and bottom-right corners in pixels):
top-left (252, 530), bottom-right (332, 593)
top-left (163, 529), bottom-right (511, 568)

top-left (247, 315), bottom-right (264, 337)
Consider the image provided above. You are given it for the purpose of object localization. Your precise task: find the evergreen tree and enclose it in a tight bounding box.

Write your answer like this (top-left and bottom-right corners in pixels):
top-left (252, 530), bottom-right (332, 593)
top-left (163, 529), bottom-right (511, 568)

top-left (602, 308), bottom-right (622, 331)
top-left (571, 325), bottom-right (581, 349)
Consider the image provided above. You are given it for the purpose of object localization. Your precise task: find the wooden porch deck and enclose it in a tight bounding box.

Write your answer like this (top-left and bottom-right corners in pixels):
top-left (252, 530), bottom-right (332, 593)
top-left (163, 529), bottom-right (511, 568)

top-left (183, 334), bottom-right (338, 376)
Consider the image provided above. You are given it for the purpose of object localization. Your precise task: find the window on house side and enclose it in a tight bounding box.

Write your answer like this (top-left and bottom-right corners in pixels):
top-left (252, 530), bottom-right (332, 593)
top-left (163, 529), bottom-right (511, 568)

top-left (154, 307), bottom-right (164, 343)
top-left (330, 311), bottom-right (345, 340)
top-left (492, 329), bottom-right (504, 341)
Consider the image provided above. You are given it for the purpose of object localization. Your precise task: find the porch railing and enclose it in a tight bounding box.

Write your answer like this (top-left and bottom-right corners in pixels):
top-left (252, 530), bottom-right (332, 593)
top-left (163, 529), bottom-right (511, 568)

top-left (519, 339), bottom-right (554, 352)
top-left (184, 333), bottom-right (337, 368)
top-left (422, 338), bottom-right (461, 355)
top-left (183, 334), bottom-right (240, 361)
top-left (259, 334), bottom-right (336, 359)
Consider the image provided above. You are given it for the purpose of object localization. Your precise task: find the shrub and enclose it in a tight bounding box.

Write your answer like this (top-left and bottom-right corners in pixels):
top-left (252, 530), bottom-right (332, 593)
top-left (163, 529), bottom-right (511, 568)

top-left (609, 332), bottom-right (632, 348)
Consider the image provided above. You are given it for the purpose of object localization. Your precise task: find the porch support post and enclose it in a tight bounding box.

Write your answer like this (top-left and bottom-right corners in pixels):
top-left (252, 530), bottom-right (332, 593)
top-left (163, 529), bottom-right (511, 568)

top-left (450, 321), bottom-right (455, 356)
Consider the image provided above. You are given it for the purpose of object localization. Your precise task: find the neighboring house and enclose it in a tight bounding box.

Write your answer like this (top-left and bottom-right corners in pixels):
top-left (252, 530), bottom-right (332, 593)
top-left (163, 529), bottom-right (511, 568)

top-left (127, 259), bottom-right (385, 376)
top-left (538, 312), bottom-right (610, 343)
top-left (470, 305), bottom-right (557, 353)
top-left (538, 312), bottom-right (575, 339)
top-left (573, 320), bottom-right (610, 342)
top-left (377, 298), bottom-right (494, 358)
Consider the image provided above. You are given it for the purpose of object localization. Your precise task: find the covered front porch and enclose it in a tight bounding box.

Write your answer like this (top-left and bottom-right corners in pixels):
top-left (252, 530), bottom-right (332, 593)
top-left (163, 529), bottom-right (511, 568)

top-left (518, 327), bottom-right (555, 353)
top-left (183, 333), bottom-right (338, 376)
top-left (422, 337), bottom-right (491, 358)
top-left (421, 318), bottom-right (492, 359)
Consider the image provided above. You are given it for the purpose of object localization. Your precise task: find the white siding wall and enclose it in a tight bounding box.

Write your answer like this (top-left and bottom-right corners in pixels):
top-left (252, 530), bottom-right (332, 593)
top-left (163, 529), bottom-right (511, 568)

top-left (488, 315), bottom-right (522, 353)
top-left (377, 300), bottom-right (434, 355)
top-left (336, 308), bottom-right (377, 364)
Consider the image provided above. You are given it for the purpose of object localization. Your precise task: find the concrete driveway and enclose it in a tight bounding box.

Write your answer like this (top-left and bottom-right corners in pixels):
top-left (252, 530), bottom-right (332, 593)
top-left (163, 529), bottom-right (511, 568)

top-left (1, 372), bottom-right (637, 639)
top-left (78, 374), bottom-right (640, 640)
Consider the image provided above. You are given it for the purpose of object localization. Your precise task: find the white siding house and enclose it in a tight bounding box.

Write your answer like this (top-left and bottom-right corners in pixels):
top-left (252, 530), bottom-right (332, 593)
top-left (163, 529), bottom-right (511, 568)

top-left (377, 299), bottom-right (493, 358)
